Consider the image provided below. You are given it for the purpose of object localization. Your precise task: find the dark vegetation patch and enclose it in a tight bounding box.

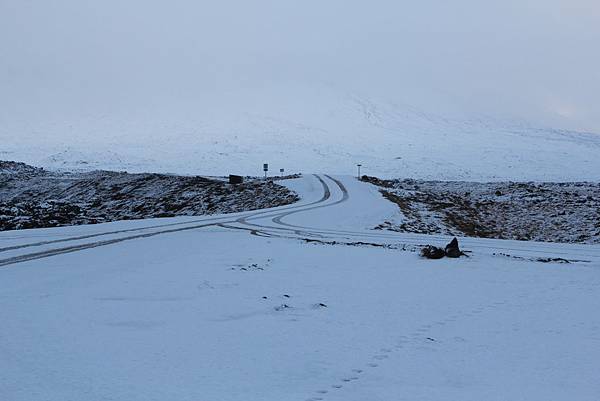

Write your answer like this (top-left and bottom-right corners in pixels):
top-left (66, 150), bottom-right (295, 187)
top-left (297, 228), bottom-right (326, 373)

top-left (0, 161), bottom-right (299, 231)
top-left (303, 237), bottom-right (421, 252)
top-left (492, 252), bottom-right (590, 264)
top-left (363, 175), bottom-right (600, 244)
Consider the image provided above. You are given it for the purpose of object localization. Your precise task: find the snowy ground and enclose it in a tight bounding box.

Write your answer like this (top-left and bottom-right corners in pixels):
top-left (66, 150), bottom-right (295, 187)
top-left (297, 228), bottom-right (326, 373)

top-left (1, 174), bottom-right (599, 401)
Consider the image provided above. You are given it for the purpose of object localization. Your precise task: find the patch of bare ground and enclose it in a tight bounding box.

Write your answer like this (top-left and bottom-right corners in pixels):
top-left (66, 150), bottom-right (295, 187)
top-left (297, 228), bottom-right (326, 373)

top-left (0, 161), bottom-right (300, 230)
top-left (363, 175), bottom-right (600, 244)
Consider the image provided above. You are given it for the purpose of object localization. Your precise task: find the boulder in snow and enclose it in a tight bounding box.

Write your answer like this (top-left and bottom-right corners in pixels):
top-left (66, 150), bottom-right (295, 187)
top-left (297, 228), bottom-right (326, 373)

top-left (420, 245), bottom-right (446, 259)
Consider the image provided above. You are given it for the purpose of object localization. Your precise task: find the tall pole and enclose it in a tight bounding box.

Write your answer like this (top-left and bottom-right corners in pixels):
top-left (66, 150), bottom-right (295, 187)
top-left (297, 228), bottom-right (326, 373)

top-left (357, 164), bottom-right (362, 180)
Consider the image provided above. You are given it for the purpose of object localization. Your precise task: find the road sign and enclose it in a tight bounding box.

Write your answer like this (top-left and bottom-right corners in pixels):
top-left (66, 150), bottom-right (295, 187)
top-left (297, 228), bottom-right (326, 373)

top-left (263, 163), bottom-right (269, 171)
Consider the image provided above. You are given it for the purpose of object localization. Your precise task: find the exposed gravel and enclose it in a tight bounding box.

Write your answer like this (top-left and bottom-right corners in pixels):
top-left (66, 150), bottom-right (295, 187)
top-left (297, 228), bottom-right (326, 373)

top-left (0, 161), bottom-right (299, 231)
top-left (363, 175), bottom-right (600, 244)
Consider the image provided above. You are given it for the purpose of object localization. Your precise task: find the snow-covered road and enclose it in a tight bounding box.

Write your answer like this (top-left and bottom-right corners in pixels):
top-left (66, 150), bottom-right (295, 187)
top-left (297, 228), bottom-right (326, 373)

top-left (1, 175), bottom-right (599, 400)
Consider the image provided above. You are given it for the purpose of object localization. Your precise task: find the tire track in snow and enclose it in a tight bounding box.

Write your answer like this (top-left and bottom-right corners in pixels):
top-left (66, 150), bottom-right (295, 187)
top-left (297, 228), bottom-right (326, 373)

top-left (271, 175), bottom-right (349, 228)
top-left (0, 175), bottom-right (328, 254)
top-left (0, 175), bottom-right (337, 267)
top-left (235, 174), bottom-right (333, 230)
top-left (0, 222), bottom-right (220, 267)
top-left (230, 175), bottom-right (349, 237)
top-left (0, 215), bottom-right (241, 254)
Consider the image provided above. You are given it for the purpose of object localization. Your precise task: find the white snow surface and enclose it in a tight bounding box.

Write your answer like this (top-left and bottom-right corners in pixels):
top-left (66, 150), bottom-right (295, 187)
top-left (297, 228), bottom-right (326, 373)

top-left (3, 85), bottom-right (600, 181)
top-left (1, 174), bottom-right (599, 401)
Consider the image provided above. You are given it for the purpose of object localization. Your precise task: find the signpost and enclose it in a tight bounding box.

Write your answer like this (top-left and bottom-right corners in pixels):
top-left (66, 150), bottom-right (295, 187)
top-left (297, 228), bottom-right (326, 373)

top-left (263, 163), bottom-right (269, 179)
top-left (280, 168), bottom-right (284, 177)
top-left (357, 164), bottom-right (362, 180)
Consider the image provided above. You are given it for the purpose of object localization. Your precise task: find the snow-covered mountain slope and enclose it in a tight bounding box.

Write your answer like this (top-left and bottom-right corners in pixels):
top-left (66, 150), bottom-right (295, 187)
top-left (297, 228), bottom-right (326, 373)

top-left (3, 85), bottom-right (600, 181)
top-left (1, 175), bottom-right (599, 401)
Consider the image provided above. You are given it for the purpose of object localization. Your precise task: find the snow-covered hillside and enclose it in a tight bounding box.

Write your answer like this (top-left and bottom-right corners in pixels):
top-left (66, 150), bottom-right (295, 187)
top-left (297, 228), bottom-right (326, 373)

top-left (3, 85), bottom-right (600, 181)
top-left (363, 176), bottom-right (600, 244)
top-left (0, 161), bottom-right (298, 230)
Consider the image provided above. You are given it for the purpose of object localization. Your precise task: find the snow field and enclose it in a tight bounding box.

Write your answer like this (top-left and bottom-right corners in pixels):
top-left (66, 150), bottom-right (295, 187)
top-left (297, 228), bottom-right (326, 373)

top-left (1, 174), bottom-right (599, 400)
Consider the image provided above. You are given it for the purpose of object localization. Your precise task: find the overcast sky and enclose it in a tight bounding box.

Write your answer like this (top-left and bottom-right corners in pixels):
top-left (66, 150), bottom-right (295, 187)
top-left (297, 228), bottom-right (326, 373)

top-left (1, 0), bottom-right (599, 132)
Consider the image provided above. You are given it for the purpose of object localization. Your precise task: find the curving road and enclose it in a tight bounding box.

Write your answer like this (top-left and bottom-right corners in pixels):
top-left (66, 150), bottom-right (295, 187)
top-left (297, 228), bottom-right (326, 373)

top-left (0, 174), bottom-right (337, 267)
top-left (1, 174), bottom-right (600, 267)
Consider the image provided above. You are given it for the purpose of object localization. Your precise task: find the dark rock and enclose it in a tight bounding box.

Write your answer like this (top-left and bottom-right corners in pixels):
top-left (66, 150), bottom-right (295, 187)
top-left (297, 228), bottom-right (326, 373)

top-left (445, 237), bottom-right (464, 258)
top-left (421, 245), bottom-right (446, 259)
top-left (446, 237), bottom-right (459, 250)
top-left (446, 248), bottom-right (462, 258)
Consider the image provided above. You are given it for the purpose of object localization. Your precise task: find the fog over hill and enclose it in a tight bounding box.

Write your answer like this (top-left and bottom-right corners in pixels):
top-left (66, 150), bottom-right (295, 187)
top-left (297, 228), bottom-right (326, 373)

top-left (1, 1), bottom-right (599, 179)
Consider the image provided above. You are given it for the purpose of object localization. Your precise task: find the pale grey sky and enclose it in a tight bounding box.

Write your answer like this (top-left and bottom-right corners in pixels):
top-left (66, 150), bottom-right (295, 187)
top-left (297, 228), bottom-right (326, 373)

top-left (1, 0), bottom-right (599, 132)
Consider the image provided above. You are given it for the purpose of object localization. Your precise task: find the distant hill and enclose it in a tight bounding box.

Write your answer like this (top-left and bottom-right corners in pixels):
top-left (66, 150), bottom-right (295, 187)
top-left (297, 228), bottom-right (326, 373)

top-left (3, 85), bottom-right (600, 181)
